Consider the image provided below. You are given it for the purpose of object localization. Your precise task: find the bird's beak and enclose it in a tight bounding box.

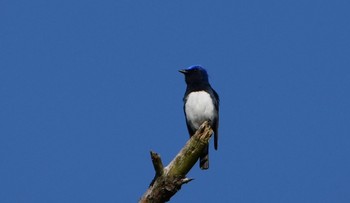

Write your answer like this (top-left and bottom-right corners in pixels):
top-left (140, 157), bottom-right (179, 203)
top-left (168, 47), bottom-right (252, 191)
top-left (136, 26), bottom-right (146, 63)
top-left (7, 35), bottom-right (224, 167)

top-left (179, 69), bottom-right (187, 74)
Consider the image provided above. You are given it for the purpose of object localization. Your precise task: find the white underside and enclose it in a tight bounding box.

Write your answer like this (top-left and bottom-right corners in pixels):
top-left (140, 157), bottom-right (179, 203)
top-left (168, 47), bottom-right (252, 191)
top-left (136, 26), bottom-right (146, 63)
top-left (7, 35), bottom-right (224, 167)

top-left (185, 91), bottom-right (215, 130)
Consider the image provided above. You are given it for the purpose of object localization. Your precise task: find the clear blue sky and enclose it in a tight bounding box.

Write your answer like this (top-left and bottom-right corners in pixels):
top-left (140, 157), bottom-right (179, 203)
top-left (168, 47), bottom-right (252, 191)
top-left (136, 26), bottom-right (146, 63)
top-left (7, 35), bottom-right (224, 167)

top-left (1, 0), bottom-right (349, 202)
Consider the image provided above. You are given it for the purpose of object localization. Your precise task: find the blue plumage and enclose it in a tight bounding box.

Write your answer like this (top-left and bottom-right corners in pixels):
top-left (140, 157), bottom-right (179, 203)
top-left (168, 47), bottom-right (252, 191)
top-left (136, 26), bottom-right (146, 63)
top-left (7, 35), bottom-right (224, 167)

top-left (179, 66), bottom-right (219, 170)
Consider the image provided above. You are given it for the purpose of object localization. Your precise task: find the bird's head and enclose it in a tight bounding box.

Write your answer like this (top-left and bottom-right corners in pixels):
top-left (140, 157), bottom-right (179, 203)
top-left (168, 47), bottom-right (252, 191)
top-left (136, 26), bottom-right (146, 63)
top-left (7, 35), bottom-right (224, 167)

top-left (179, 65), bottom-right (209, 85)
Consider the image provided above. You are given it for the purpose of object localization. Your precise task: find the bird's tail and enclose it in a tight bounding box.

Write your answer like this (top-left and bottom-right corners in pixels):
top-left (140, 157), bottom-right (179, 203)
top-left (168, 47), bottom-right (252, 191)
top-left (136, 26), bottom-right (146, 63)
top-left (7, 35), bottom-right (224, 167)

top-left (199, 145), bottom-right (209, 170)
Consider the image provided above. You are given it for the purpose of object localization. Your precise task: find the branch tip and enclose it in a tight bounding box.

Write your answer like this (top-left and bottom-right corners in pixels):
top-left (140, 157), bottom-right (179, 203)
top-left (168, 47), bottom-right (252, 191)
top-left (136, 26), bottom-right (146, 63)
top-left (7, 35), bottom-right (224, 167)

top-left (150, 151), bottom-right (164, 176)
top-left (182, 177), bottom-right (194, 184)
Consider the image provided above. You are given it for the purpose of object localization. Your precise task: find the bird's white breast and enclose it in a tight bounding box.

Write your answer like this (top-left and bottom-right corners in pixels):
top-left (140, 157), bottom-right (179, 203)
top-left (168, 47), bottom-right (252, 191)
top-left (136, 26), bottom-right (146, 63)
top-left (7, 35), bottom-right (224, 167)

top-left (185, 91), bottom-right (215, 130)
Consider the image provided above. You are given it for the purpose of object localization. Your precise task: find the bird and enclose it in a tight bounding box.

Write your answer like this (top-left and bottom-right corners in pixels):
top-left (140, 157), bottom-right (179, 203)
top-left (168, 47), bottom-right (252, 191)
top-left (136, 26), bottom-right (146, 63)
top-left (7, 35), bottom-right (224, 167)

top-left (179, 65), bottom-right (219, 170)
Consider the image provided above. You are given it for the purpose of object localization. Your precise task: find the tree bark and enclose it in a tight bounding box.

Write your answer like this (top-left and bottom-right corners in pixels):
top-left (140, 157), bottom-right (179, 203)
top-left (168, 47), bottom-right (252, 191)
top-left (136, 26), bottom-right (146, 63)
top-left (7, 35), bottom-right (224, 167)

top-left (139, 121), bottom-right (213, 203)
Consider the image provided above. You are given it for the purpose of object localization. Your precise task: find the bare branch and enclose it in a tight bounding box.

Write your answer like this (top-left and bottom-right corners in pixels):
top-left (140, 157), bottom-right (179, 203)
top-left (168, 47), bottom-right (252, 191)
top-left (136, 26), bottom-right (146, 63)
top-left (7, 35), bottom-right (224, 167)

top-left (139, 121), bottom-right (213, 203)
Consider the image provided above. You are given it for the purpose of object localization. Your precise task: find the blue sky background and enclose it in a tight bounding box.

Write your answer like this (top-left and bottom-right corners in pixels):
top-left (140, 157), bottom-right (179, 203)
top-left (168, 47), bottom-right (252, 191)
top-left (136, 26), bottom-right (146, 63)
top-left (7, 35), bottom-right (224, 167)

top-left (1, 0), bottom-right (350, 202)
